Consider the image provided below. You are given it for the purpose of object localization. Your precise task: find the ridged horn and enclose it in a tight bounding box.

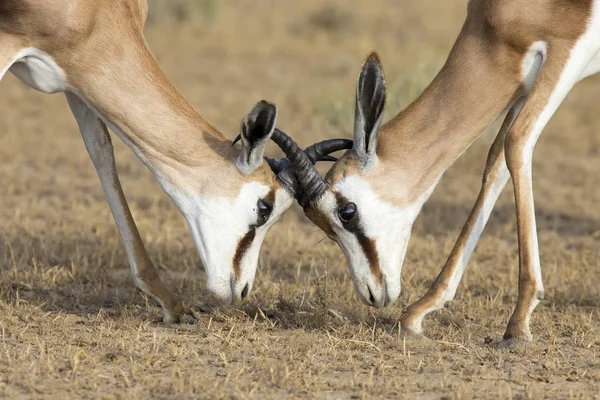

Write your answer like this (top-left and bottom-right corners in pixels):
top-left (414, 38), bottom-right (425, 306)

top-left (233, 131), bottom-right (353, 205)
top-left (303, 138), bottom-right (353, 164)
top-left (270, 129), bottom-right (353, 205)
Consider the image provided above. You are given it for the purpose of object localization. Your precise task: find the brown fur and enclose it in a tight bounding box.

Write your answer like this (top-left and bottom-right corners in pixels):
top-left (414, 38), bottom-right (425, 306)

top-left (232, 229), bottom-right (256, 280)
top-left (0, 0), bottom-right (280, 197)
top-left (304, 206), bottom-right (335, 238)
top-left (402, 0), bottom-right (591, 343)
top-left (231, 188), bottom-right (277, 280)
top-left (355, 233), bottom-right (382, 281)
top-left (348, 0), bottom-right (590, 207)
top-left (319, 0), bottom-right (591, 213)
top-left (315, 0), bottom-right (594, 343)
top-left (0, 0), bottom-right (283, 322)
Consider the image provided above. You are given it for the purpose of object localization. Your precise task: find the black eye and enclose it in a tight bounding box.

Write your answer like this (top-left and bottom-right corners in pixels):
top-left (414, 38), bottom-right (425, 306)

top-left (257, 199), bottom-right (272, 221)
top-left (338, 202), bottom-right (357, 223)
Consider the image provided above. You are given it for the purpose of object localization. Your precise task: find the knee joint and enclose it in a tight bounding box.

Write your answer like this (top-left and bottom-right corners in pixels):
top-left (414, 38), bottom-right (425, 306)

top-left (536, 290), bottom-right (544, 301)
top-left (87, 137), bottom-right (115, 168)
top-left (504, 134), bottom-right (529, 173)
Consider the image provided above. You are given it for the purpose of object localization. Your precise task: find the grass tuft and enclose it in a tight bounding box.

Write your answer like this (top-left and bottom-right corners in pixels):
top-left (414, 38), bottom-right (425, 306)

top-left (0, 0), bottom-right (599, 398)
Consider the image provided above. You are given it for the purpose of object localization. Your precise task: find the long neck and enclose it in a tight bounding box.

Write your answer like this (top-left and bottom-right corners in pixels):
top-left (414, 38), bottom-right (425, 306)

top-left (378, 20), bottom-right (524, 195)
top-left (64, 28), bottom-right (236, 180)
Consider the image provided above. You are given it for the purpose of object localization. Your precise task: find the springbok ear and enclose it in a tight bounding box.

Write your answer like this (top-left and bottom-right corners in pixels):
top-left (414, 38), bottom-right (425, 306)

top-left (236, 100), bottom-right (278, 174)
top-left (353, 52), bottom-right (386, 167)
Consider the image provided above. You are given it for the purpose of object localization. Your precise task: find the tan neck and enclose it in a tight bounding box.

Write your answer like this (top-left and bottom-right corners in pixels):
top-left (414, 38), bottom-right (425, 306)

top-left (64, 29), bottom-right (235, 176)
top-left (2, 0), bottom-right (239, 177)
top-left (378, 20), bottom-right (525, 197)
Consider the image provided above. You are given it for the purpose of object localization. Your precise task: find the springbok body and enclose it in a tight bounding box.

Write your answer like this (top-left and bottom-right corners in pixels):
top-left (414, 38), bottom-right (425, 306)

top-left (0, 0), bottom-right (349, 322)
top-left (273, 0), bottom-right (600, 345)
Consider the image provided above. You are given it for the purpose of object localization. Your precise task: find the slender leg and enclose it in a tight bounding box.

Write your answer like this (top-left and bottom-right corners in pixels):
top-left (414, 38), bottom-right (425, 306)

top-left (502, 47), bottom-right (582, 345)
top-left (66, 92), bottom-right (193, 323)
top-left (401, 99), bottom-right (524, 335)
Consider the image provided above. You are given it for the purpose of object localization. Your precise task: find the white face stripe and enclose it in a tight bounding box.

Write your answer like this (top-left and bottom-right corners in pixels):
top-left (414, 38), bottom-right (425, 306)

top-left (231, 187), bottom-right (293, 290)
top-left (316, 190), bottom-right (379, 304)
top-left (315, 175), bottom-right (435, 307)
top-left (61, 86), bottom-right (293, 305)
top-left (180, 183), bottom-right (292, 303)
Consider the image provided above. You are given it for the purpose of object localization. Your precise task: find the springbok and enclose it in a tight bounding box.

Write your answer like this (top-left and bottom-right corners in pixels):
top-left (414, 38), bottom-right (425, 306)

top-left (0, 0), bottom-right (350, 323)
top-left (272, 0), bottom-right (600, 346)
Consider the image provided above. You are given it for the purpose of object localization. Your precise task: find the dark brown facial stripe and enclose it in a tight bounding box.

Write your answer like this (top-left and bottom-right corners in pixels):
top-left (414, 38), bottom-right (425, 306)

top-left (304, 206), bottom-right (335, 237)
top-left (232, 227), bottom-right (256, 280)
top-left (332, 192), bottom-right (382, 280)
top-left (356, 232), bottom-right (382, 281)
top-left (264, 188), bottom-right (276, 205)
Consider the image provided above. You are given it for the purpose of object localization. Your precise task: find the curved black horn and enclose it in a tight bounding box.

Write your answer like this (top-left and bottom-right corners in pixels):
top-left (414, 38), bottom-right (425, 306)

top-left (270, 129), bottom-right (354, 205)
top-left (269, 129), bottom-right (327, 202)
top-left (304, 138), bottom-right (353, 164)
top-left (234, 130), bottom-right (353, 204)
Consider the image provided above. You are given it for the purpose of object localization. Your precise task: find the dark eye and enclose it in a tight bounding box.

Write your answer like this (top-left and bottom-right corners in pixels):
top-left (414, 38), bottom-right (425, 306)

top-left (257, 199), bottom-right (272, 221)
top-left (338, 202), bottom-right (357, 223)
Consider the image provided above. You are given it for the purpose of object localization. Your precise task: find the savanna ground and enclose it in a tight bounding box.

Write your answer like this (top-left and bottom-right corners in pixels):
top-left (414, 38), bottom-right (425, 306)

top-left (0, 0), bottom-right (599, 398)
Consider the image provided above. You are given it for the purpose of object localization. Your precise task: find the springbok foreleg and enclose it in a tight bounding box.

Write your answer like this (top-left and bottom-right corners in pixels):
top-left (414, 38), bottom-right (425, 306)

top-left (400, 99), bottom-right (524, 336)
top-left (503, 47), bottom-right (580, 346)
top-left (66, 92), bottom-right (194, 323)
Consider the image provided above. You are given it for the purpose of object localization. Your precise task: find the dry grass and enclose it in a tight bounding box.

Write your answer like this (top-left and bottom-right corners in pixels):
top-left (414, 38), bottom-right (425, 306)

top-left (1, 0), bottom-right (599, 398)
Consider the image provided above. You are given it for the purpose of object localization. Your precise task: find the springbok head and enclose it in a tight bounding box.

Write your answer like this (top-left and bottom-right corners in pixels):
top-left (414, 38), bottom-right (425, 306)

top-left (184, 100), bottom-right (352, 304)
top-left (271, 54), bottom-right (430, 308)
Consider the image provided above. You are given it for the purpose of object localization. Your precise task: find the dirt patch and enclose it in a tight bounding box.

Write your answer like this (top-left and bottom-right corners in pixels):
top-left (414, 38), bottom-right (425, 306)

top-left (0, 1), bottom-right (598, 398)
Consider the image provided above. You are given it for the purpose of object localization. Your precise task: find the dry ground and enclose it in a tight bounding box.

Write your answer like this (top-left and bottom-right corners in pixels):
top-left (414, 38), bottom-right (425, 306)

top-left (0, 1), bottom-right (599, 398)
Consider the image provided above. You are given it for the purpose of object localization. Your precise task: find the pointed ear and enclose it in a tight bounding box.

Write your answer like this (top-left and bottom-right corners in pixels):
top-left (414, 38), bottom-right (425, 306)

top-left (236, 100), bottom-right (278, 174)
top-left (353, 52), bottom-right (386, 166)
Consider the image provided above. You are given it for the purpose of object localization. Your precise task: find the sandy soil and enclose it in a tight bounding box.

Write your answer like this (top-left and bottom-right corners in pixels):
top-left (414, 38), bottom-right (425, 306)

top-left (0, 1), bottom-right (598, 398)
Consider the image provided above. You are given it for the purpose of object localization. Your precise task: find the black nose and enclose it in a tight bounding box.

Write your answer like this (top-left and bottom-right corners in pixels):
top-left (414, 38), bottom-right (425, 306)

top-left (368, 285), bottom-right (375, 305)
top-left (241, 283), bottom-right (250, 299)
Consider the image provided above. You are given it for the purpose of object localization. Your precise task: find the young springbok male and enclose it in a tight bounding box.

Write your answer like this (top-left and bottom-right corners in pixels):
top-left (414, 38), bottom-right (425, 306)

top-left (273, 0), bottom-right (600, 346)
top-left (0, 0), bottom-right (350, 323)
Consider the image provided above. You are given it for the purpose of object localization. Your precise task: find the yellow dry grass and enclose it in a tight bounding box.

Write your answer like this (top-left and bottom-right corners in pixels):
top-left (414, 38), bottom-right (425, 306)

top-left (0, 0), bottom-right (598, 398)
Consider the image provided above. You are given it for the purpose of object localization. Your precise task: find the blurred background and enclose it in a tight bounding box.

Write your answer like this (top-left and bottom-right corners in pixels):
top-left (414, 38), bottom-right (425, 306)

top-left (0, 1), bottom-right (598, 398)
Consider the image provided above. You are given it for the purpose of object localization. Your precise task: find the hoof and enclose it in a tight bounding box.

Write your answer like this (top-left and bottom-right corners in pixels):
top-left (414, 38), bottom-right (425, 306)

top-left (497, 336), bottom-right (532, 350)
top-left (178, 310), bottom-right (197, 325)
top-left (400, 324), bottom-right (425, 339)
top-left (161, 312), bottom-right (178, 324)
top-left (162, 304), bottom-right (197, 324)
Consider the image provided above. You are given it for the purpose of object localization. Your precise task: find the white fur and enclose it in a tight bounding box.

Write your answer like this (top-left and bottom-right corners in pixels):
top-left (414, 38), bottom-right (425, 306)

top-left (579, 50), bottom-right (600, 80)
top-left (64, 96), bottom-right (294, 305)
top-left (403, 23), bottom-right (600, 332)
top-left (65, 93), bottom-right (181, 317)
top-left (181, 183), bottom-right (292, 303)
top-left (316, 175), bottom-right (435, 308)
top-left (404, 40), bottom-right (547, 332)
top-left (2, 45), bottom-right (293, 309)
top-left (517, 2), bottom-right (600, 313)
top-left (9, 48), bottom-right (67, 93)
top-left (427, 99), bottom-right (526, 316)
top-left (521, 41), bottom-right (547, 90)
